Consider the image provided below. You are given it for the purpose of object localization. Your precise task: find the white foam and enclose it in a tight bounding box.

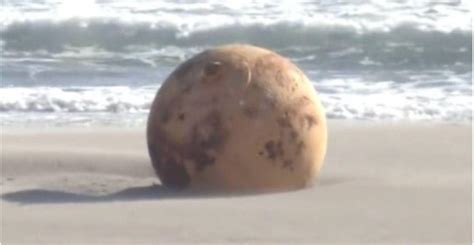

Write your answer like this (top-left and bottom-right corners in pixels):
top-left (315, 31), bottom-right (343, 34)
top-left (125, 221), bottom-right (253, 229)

top-left (315, 75), bottom-right (472, 122)
top-left (0, 86), bottom-right (155, 113)
top-left (0, 77), bottom-right (471, 125)
top-left (0, 1), bottom-right (471, 125)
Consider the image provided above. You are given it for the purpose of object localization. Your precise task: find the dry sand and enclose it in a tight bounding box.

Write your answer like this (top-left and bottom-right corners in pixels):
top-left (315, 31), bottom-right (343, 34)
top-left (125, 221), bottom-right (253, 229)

top-left (1, 121), bottom-right (471, 244)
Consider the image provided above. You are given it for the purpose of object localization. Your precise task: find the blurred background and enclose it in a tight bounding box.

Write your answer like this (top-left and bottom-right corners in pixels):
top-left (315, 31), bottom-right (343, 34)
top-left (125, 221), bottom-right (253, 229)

top-left (0, 0), bottom-right (471, 126)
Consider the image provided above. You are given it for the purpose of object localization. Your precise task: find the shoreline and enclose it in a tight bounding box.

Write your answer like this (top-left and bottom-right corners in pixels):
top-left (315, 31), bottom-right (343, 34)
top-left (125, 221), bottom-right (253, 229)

top-left (2, 118), bottom-right (471, 132)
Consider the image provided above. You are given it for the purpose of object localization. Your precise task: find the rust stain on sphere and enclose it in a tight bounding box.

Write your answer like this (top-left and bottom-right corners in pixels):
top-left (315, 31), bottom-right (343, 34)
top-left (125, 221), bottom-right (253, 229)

top-left (147, 44), bottom-right (327, 192)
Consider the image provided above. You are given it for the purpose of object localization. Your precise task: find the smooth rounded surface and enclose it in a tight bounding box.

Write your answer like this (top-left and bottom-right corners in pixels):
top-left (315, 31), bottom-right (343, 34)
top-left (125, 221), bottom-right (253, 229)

top-left (147, 44), bottom-right (327, 192)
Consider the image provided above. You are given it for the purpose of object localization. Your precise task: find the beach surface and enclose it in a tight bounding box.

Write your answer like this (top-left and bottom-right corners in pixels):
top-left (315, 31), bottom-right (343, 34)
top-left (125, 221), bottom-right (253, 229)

top-left (1, 121), bottom-right (471, 244)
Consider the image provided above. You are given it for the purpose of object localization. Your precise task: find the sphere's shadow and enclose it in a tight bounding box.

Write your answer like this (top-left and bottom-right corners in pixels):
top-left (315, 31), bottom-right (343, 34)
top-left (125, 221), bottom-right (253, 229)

top-left (1, 177), bottom-right (349, 205)
top-left (1, 185), bottom-right (256, 205)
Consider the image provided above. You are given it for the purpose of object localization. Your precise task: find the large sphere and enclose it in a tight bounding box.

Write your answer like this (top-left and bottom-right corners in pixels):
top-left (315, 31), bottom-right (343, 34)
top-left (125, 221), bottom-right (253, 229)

top-left (147, 44), bottom-right (327, 192)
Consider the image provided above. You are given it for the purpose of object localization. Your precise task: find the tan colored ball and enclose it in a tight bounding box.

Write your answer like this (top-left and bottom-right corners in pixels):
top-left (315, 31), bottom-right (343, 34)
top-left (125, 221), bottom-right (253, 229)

top-left (147, 44), bottom-right (327, 192)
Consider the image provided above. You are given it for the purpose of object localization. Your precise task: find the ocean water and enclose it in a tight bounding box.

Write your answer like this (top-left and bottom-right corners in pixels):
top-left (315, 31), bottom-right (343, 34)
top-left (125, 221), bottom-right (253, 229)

top-left (1, 0), bottom-right (472, 126)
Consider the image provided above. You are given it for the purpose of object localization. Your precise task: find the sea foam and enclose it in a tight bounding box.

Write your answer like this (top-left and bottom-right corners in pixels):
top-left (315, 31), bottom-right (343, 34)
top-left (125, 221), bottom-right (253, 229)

top-left (0, 0), bottom-right (471, 126)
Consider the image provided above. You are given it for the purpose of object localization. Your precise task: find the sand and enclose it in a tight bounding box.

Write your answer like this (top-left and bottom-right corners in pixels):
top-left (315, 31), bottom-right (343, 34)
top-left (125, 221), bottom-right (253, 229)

top-left (1, 121), bottom-right (471, 244)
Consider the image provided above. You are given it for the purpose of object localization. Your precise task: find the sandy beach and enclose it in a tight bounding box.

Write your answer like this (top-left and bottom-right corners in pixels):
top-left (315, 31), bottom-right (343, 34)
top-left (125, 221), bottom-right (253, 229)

top-left (1, 0), bottom-right (472, 244)
top-left (1, 121), bottom-right (471, 244)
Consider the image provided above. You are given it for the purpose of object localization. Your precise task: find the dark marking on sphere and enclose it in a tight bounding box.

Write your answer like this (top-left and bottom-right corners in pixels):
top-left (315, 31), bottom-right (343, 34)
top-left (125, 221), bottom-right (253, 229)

top-left (254, 54), bottom-right (272, 77)
top-left (160, 157), bottom-right (190, 189)
top-left (243, 106), bottom-right (258, 118)
top-left (268, 100), bottom-right (277, 109)
top-left (264, 140), bottom-right (284, 160)
top-left (191, 152), bottom-right (216, 171)
top-left (178, 113), bottom-right (185, 121)
top-left (296, 141), bottom-right (306, 155)
top-left (204, 61), bottom-right (222, 76)
top-left (182, 83), bottom-right (193, 94)
top-left (277, 115), bottom-right (292, 128)
top-left (295, 96), bottom-right (311, 108)
top-left (276, 141), bottom-right (284, 156)
top-left (250, 82), bottom-right (261, 90)
top-left (265, 141), bottom-right (277, 160)
top-left (283, 159), bottom-right (293, 169)
top-left (254, 53), bottom-right (288, 87)
top-left (304, 114), bottom-right (317, 129)
top-left (190, 110), bottom-right (228, 171)
top-left (276, 69), bottom-right (287, 87)
top-left (192, 111), bottom-right (227, 149)
top-left (147, 142), bottom-right (190, 189)
top-left (148, 110), bottom-right (228, 187)
top-left (289, 130), bottom-right (298, 141)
